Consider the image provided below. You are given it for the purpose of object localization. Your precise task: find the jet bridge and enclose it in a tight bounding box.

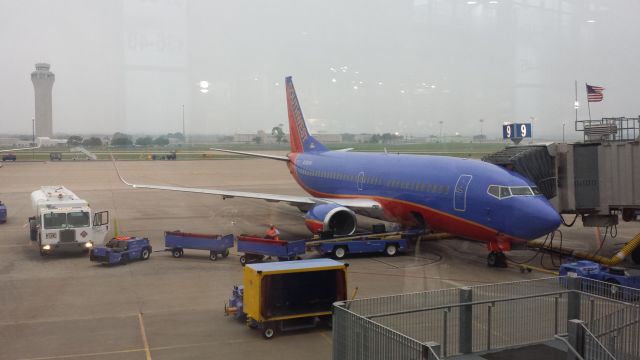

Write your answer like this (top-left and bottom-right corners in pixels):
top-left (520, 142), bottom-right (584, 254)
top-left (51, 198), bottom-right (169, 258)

top-left (483, 116), bottom-right (640, 227)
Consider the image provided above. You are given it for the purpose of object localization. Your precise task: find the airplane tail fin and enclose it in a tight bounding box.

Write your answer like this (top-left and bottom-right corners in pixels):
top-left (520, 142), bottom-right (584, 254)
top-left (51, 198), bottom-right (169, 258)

top-left (286, 76), bottom-right (328, 153)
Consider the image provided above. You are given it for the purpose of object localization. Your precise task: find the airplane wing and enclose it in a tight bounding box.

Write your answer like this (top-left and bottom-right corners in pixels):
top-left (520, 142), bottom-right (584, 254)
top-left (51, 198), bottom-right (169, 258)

top-left (0, 137), bottom-right (67, 152)
top-left (210, 148), bottom-right (289, 161)
top-left (0, 146), bottom-right (39, 153)
top-left (113, 158), bottom-right (382, 213)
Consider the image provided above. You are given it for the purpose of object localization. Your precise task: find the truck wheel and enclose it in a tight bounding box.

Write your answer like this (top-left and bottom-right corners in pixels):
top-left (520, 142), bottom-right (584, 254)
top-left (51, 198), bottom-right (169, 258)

top-left (172, 249), bottom-right (183, 258)
top-left (141, 248), bottom-right (151, 260)
top-left (385, 244), bottom-right (398, 256)
top-left (333, 246), bottom-right (347, 260)
top-left (240, 255), bottom-right (247, 266)
top-left (262, 326), bottom-right (276, 340)
top-left (120, 254), bottom-right (128, 265)
top-left (209, 251), bottom-right (218, 261)
top-left (221, 248), bottom-right (230, 258)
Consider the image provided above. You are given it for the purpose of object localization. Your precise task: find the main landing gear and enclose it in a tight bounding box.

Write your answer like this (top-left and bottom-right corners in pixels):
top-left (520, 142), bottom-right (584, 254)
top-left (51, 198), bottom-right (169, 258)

top-left (487, 251), bottom-right (507, 268)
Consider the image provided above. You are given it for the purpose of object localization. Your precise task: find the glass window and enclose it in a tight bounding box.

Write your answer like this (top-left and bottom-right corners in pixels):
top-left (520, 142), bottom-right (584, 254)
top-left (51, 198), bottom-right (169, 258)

top-left (68, 212), bottom-right (90, 227)
top-left (43, 213), bottom-right (67, 229)
top-left (488, 185), bottom-right (500, 198)
top-left (510, 186), bottom-right (533, 196)
top-left (500, 186), bottom-right (511, 198)
top-left (531, 186), bottom-right (542, 195)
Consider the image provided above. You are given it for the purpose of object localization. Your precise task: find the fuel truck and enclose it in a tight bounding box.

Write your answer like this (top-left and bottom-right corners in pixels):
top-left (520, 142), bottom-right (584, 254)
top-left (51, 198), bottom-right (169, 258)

top-left (29, 186), bottom-right (109, 256)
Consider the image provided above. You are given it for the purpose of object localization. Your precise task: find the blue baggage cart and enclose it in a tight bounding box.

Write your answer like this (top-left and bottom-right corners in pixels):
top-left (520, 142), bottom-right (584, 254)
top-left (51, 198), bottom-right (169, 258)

top-left (309, 237), bottom-right (408, 259)
top-left (236, 235), bottom-right (306, 266)
top-left (164, 231), bottom-right (234, 261)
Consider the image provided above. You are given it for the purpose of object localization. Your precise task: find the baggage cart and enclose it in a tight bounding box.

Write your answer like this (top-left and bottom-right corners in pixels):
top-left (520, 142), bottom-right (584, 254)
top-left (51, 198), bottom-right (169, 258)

top-left (164, 231), bottom-right (234, 261)
top-left (236, 235), bottom-right (305, 266)
top-left (225, 259), bottom-right (348, 339)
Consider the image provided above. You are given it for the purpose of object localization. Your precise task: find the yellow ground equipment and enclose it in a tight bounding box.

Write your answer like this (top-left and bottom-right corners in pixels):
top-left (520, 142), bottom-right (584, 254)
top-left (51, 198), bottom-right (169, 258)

top-left (528, 232), bottom-right (640, 266)
top-left (227, 258), bottom-right (348, 339)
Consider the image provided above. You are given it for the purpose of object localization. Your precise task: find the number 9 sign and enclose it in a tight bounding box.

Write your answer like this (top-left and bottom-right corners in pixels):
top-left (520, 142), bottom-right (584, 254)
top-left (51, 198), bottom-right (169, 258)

top-left (503, 123), bottom-right (532, 139)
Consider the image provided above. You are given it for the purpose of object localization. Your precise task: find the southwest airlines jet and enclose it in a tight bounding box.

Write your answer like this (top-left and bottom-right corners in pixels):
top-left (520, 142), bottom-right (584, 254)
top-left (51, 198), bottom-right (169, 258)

top-left (117, 77), bottom-right (561, 266)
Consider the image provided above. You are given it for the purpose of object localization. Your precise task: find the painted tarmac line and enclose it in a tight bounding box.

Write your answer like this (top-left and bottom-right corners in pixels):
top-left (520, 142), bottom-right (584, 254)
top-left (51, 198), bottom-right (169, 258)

top-left (369, 257), bottom-right (400, 269)
top-left (16, 348), bottom-right (144, 360)
top-left (319, 331), bottom-right (333, 344)
top-left (138, 313), bottom-right (152, 360)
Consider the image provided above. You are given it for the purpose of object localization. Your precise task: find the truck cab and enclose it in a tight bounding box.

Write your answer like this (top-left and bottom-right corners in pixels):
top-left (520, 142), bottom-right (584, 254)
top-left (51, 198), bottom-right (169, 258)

top-left (29, 186), bottom-right (109, 256)
top-left (90, 237), bottom-right (152, 265)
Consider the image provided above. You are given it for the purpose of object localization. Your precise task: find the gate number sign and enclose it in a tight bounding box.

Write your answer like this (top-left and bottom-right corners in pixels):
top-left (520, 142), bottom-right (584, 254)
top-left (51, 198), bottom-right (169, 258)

top-left (503, 123), bottom-right (532, 139)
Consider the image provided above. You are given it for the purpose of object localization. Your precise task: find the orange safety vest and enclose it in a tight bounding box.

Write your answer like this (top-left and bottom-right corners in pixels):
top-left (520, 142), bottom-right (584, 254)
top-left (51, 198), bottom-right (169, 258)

top-left (265, 228), bottom-right (280, 240)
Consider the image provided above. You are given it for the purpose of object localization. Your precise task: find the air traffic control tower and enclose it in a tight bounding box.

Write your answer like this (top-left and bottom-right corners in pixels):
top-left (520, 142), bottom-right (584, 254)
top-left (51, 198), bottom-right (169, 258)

top-left (31, 63), bottom-right (55, 138)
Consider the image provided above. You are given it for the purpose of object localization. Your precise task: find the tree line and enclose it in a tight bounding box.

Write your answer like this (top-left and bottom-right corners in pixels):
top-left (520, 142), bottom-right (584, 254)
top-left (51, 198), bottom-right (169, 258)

top-left (67, 132), bottom-right (184, 147)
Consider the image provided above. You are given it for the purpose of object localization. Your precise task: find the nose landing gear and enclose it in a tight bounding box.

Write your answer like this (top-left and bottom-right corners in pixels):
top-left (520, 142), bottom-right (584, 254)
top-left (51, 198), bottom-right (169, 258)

top-left (487, 251), bottom-right (507, 267)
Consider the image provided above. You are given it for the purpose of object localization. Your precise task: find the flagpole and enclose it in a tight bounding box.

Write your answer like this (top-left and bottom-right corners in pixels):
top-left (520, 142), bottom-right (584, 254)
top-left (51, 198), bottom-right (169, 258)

top-left (586, 82), bottom-right (592, 121)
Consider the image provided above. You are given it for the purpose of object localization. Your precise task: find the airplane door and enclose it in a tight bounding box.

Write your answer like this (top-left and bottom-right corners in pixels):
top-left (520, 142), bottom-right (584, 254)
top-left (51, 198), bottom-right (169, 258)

top-left (454, 175), bottom-right (472, 211)
top-left (357, 172), bottom-right (365, 191)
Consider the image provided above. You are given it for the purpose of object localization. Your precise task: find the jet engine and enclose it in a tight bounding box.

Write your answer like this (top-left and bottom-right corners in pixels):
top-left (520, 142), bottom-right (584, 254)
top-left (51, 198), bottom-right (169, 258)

top-left (304, 204), bottom-right (357, 236)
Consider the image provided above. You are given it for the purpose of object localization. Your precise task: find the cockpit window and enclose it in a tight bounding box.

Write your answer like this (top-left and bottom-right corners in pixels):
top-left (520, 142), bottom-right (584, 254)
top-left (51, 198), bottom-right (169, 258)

top-left (488, 185), bottom-right (500, 198)
top-left (510, 187), bottom-right (533, 196)
top-left (487, 185), bottom-right (541, 199)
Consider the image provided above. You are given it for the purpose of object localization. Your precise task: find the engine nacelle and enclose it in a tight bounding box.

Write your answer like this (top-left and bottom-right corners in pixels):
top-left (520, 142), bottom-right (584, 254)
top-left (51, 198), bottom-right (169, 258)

top-left (304, 204), bottom-right (357, 236)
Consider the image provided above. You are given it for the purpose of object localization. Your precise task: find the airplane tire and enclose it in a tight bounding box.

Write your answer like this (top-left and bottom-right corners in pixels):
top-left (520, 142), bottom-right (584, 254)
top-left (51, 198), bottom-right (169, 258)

top-left (487, 252), bottom-right (497, 267)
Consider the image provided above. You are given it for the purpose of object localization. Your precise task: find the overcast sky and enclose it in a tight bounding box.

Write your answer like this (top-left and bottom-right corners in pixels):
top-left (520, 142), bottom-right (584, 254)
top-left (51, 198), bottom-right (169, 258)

top-left (0, 0), bottom-right (638, 138)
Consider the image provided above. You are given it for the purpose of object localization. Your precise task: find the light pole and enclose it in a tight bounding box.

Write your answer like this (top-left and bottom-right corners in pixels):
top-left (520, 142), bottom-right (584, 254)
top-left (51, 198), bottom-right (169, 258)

top-left (439, 121), bottom-right (443, 140)
top-left (479, 119), bottom-right (484, 141)
top-left (181, 104), bottom-right (185, 144)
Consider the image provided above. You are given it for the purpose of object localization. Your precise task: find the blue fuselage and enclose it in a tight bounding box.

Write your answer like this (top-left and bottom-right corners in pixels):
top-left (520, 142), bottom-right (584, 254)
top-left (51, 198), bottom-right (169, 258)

top-left (288, 151), bottom-right (561, 246)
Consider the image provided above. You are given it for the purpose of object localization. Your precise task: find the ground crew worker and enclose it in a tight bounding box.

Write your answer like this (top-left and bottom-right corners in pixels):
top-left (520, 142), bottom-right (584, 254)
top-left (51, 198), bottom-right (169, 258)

top-left (265, 224), bottom-right (280, 241)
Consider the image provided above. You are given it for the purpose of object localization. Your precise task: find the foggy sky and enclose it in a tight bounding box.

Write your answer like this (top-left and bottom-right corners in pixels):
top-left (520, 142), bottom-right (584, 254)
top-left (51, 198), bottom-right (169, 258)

top-left (1, 0), bottom-right (638, 139)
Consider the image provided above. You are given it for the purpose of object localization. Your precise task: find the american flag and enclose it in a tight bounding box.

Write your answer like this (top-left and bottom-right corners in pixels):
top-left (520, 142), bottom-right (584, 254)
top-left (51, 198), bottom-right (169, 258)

top-left (586, 84), bottom-right (605, 102)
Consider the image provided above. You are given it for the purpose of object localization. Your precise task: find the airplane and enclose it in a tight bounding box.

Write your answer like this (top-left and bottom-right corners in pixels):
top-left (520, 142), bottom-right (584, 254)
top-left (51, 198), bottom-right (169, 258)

top-left (116, 76), bottom-right (562, 267)
top-left (0, 137), bottom-right (66, 153)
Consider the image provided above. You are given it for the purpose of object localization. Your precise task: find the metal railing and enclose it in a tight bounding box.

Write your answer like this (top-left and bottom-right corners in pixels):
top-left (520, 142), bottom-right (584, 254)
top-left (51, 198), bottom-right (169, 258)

top-left (576, 117), bottom-right (640, 142)
top-left (333, 276), bottom-right (640, 359)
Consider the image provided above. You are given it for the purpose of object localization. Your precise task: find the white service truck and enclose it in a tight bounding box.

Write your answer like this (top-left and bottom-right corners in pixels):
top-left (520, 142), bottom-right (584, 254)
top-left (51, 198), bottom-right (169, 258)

top-left (28, 186), bottom-right (109, 256)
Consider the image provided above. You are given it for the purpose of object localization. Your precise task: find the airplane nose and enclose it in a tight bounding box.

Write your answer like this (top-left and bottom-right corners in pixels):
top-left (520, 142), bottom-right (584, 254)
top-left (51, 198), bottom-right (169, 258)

top-left (526, 201), bottom-right (562, 239)
top-left (512, 198), bottom-right (562, 240)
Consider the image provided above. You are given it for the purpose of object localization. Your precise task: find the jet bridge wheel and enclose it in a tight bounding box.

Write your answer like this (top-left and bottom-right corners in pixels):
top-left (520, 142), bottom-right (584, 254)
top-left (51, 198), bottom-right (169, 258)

top-left (487, 252), bottom-right (507, 268)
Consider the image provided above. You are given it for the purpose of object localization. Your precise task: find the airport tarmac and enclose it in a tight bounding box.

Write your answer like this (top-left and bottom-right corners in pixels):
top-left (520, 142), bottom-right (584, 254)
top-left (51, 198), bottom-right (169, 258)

top-left (1, 160), bottom-right (638, 360)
